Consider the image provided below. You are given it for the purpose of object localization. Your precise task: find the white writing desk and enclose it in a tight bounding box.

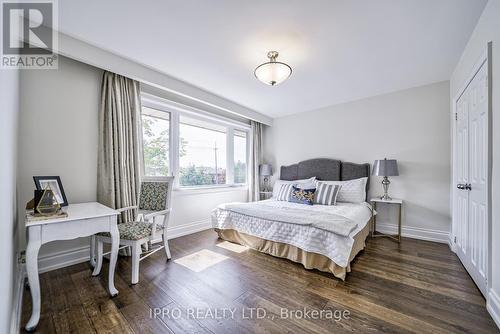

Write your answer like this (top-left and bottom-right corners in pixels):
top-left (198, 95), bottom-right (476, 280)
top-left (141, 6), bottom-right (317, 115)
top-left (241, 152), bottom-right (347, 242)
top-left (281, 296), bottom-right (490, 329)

top-left (25, 202), bottom-right (120, 332)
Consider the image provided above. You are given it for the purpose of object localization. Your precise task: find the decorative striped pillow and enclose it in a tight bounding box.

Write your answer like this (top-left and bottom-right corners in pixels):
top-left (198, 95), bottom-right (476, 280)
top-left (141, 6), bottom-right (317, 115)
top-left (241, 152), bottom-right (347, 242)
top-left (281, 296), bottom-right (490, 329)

top-left (276, 183), bottom-right (294, 201)
top-left (314, 182), bottom-right (342, 205)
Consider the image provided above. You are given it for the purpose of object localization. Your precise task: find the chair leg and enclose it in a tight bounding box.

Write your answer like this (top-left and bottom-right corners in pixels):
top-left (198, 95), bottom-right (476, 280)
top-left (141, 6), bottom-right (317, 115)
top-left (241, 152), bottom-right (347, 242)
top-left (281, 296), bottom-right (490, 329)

top-left (131, 242), bottom-right (141, 285)
top-left (92, 239), bottom-right (103, 276)
top-left (162, 232), bottom-right (171, 260)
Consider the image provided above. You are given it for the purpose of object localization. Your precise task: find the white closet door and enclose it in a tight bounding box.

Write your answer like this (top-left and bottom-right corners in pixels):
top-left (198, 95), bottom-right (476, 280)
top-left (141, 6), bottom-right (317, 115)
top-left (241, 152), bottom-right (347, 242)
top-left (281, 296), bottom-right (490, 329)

top-left (453, 58), bottom-right (488, 297)
top-left (455, 91), bottom-right (469, 266)
top-left (467, 61), bottom-right (488, 295)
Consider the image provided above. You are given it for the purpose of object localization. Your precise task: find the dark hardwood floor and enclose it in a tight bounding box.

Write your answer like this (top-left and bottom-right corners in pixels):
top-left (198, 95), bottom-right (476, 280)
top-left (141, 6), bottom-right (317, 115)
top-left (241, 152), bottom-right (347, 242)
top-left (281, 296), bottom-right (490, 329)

top-left (21, 230), bottom-right (498, 333)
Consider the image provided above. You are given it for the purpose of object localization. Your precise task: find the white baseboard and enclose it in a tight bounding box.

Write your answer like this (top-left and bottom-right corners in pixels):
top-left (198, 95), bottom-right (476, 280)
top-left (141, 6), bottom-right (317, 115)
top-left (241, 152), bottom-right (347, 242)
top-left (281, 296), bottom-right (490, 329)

top-left (447, 232), bottom-right (456, 252)
top-left (487, 289), bottom-right (500, 330)
top-left (10, 257), bottom-right (25, 334)
top-left (38, 245), bottom-right (91, 274)
top-left (375, 223), bottom-right (450, 244)
top-left (167, 219), bottom-right (211, 239)
top-left (36, 219), bottom-right (212, 273)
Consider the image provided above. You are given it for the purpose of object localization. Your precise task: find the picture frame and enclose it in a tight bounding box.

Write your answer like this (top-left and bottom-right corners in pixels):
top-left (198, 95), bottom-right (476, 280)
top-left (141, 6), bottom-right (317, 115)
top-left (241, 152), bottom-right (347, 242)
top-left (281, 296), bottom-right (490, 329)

top-left (33, 176), bottom-right (68, 207)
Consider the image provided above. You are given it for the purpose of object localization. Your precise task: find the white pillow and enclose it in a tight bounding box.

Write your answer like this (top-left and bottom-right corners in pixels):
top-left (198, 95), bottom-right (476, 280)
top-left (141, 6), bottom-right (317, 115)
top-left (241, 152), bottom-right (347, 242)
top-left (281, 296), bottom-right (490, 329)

top-left (272, 177), bottom-right (316, 199)
top-left (314, 177), bottom-right (367, 203)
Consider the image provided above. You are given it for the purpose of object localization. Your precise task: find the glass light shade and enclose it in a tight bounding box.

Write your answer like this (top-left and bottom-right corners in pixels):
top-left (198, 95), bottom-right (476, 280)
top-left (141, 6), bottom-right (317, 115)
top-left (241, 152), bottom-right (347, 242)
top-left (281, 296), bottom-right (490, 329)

top-left (254, 61), bottom-right (292, 86)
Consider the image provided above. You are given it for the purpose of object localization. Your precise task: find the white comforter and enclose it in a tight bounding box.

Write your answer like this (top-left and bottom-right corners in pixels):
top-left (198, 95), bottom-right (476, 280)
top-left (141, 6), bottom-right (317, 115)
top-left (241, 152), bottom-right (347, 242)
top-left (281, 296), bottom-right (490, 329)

top-left (219, 201), bottom-right (357, 236)
top-left (211, 199), bottom-right (372, 267)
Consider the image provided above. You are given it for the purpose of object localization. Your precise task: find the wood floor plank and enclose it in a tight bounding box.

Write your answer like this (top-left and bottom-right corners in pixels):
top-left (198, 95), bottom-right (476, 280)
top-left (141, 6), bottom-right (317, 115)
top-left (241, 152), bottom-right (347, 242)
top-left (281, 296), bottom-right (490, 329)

top-left (20, 230), bottom-right (498, 334)
top-left (310, 284), bottom-right (456, 334)
top-left (326, 277), bottom-right (492, 333)
top-left (148, 301), bottom-right (213, 334)
top-left (71, 270), bottom-right (134, 333)
top-left (351, 263), bottom-right (485, 305)
top-left (361, 247), bottom-right (467, 272)
top-left (150, 263), bottom-right (279, 334)
top-left (236, 290), bottom-right (332, 334)
top-left (353, 257), bottom-right (480, 300)
top-left (49, 266), bottom-right (96, 334)
top-left (345, 272), bottom-right (495, 328)
top-left (119, 301), bottom-right (173, 334)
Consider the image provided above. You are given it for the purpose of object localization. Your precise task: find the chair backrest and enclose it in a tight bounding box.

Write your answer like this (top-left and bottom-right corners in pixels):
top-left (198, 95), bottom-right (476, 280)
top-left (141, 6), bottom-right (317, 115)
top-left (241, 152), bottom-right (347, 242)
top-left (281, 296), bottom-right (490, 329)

top-left (138, 176), bottom-right (174, 211)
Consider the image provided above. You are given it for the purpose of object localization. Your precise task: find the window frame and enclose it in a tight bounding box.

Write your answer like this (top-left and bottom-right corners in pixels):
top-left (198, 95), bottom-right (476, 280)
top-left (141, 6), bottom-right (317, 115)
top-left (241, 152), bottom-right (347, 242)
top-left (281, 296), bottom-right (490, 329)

top-left (232, 129), bottom-right (249, 185)
top-left (140, 106), bottom-right (171, 178)
top-left (140, 93), bottom-right (251, 191)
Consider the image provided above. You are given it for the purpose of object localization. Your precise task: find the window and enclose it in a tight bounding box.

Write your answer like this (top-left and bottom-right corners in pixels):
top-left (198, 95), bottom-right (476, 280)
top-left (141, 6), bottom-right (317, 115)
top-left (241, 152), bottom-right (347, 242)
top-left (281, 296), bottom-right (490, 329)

top-left (234, 130), bottom-right (247, 184)
top-left (140, 95), bottom-right (249, 189)
top-left (141, 107), bottom-right (170, 176)
top-left (179, 116), bottom-right (227, 186)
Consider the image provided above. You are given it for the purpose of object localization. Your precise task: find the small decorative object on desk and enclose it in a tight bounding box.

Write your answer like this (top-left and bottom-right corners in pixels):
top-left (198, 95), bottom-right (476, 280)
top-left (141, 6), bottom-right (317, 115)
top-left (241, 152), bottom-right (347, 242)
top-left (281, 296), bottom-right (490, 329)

top-left (26, 187), bottom-right (67, 221)
top-left (26, 210), bottom-right (68, 222)
top-left (372, 158), bottom-right (399, 200)
top-left (33, 175), bottom-right (68, 206)
top-left (37, 186), bottom-right (61, 214)
top-left (259, 164), bottom-right (273, 192)
top-left (25, 189), bottom-right (44, 211)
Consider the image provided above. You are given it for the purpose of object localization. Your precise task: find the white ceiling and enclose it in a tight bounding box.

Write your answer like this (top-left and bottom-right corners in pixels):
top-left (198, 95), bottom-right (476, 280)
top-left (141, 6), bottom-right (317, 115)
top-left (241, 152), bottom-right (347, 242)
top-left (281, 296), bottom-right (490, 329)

top-left (58, 0), bottom-right (487, 118)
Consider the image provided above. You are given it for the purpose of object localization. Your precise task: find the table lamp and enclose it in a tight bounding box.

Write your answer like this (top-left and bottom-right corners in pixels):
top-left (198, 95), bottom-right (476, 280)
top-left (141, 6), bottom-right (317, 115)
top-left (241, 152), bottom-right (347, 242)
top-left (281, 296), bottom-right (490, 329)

top-left (372, 158), bottom-right (399, 200)
top-left (259, 164), bottom-right (273, 192)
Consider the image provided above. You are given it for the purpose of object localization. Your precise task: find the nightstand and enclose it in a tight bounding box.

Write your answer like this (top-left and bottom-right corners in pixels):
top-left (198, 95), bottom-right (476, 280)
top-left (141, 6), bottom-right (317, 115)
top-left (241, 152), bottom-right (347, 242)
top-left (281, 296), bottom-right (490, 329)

top-left (370, 197), bottom-right (403, 243)
top-left (260, 191), bottom-right (273, 200)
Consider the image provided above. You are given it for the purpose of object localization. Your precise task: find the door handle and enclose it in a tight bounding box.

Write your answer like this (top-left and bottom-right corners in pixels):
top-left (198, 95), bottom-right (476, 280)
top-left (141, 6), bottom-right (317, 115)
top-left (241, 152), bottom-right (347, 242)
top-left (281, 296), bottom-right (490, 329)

top-left (457, 184), bottom-right (466, 190)
top-left (465, 183), bottom-right (472, 191)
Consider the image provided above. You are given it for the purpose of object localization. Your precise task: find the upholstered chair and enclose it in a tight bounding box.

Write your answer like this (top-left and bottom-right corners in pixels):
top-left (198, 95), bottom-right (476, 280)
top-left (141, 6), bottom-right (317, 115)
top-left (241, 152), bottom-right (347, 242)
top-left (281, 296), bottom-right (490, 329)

top-left (92, 176), bottom-right (174, 284)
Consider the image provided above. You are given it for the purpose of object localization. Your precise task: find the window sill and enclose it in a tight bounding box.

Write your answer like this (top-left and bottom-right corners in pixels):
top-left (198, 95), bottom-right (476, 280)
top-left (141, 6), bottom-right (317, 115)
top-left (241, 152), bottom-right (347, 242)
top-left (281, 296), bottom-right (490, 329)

top-left (173, 184), bottom-right (248, 196)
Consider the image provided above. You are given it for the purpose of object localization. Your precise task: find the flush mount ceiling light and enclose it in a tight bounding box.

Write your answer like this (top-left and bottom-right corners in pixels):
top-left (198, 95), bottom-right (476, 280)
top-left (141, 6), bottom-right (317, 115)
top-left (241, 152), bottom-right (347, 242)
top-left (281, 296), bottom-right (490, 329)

top-left (254, 51), bottom-right (292, 86)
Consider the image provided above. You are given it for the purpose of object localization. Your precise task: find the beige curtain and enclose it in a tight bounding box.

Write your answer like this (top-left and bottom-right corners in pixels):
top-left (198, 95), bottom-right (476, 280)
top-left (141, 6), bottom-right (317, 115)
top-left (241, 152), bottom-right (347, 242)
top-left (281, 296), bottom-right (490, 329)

top-left (249, 121), bottom-right (263, 201)
top-left (97, 71), bottom-right (142, 222)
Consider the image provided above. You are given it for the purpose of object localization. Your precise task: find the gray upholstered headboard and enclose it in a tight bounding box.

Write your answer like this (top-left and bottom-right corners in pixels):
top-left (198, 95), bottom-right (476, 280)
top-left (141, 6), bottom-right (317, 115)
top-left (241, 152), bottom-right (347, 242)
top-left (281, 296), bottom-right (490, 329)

top-left (280, 158), bottom-right (371, 195)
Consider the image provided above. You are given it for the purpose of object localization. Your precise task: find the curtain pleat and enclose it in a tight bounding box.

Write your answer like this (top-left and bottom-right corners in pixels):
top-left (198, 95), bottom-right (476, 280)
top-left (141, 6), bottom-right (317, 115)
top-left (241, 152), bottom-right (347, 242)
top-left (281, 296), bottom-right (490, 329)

top-left (97, 72), bottom-right (142, 223)
top-left (249, 121), bottom-right (263, 201)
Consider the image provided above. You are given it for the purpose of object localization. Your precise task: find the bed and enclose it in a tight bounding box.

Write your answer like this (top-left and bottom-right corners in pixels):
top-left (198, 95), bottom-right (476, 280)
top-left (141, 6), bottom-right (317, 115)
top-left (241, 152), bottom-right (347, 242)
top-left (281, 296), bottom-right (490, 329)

top-left (211, 158), bottom-right (372, 280)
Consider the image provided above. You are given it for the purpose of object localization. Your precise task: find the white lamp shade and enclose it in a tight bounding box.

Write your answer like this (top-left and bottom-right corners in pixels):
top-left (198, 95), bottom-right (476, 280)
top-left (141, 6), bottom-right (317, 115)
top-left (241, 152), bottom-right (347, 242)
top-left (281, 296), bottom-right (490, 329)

top-left (254, 61), bottom-right (292, 86)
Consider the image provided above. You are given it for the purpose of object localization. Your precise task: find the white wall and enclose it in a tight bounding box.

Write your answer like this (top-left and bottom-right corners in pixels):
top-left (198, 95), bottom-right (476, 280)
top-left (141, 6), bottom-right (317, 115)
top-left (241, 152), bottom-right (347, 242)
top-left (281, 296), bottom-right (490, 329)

top-left (141, 84), bottom-right (250, 125)
top-left (450, 0), bottom-right (500, 327)
top-left (18, 56), bottom-right (103, 259)
top-left (18, 55), bottom-right (247, 271)
top-left (0, 69), bottom-right (20, 332)
top-left (264, 81), bottom-right (451, 241)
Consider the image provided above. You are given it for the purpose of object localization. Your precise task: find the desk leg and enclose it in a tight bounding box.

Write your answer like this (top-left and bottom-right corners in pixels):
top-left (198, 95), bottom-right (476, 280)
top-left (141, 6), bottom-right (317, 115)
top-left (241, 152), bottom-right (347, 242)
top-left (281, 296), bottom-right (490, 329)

top-left (398, 203), bottom-right (402, 243)
top-left (89, 235), bottom-right (96, 268)
top-left (25, 226), bottom-right (42, 332)
top-left (370, 203), bottom-right (374, 237)
top-left (108, 219), bottom-right (119, 296)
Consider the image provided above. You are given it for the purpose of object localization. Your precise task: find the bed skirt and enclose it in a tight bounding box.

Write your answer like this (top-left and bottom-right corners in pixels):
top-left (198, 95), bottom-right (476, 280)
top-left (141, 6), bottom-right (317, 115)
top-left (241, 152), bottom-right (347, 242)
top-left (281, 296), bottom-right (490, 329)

top-left (214, 223), bottom-right (370, 280)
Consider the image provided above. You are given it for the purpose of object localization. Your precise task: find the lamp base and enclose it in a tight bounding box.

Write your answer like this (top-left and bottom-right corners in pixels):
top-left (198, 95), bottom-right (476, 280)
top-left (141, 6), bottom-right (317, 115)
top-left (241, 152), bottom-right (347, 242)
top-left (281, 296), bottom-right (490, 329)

top-left (262, 177), bottom-right (269, 192)
top-left (380, 176), bottom-right (392, 201)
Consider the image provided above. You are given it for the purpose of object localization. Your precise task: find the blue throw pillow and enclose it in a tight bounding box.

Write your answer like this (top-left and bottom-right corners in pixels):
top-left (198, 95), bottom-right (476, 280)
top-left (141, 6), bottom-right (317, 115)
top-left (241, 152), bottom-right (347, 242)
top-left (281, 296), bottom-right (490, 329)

top-left (289, 186), bottom-right (316, 205)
